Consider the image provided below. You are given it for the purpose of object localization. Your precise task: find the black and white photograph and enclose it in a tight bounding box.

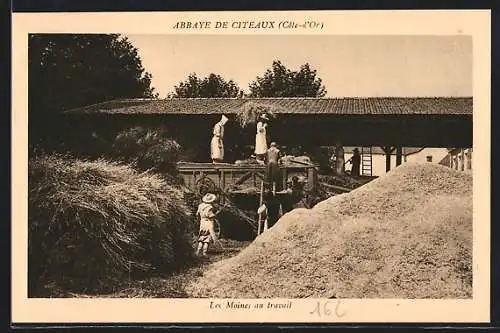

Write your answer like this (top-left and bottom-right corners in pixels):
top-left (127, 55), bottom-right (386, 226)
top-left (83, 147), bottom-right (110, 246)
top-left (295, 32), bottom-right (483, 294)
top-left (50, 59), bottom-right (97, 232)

top-left (12, 10), bottom-right (490, 323)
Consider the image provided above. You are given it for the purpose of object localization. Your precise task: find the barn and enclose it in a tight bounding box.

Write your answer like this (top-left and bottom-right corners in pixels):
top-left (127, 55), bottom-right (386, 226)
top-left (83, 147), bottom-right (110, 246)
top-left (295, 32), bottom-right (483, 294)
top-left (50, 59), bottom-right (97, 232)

top-left (52, 96), bottom-right (473, 175)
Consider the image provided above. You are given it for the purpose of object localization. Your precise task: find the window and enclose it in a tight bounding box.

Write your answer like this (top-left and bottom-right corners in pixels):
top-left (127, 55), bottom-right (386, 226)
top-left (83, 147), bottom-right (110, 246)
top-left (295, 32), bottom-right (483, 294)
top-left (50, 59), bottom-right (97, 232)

top-left (426, 156), bottom-right (433, 162)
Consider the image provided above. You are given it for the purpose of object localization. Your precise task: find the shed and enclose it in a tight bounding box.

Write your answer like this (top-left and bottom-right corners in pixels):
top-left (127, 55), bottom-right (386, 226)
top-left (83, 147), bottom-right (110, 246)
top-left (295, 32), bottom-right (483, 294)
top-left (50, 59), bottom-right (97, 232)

top-left (55, 96), bottom-right (472, 172)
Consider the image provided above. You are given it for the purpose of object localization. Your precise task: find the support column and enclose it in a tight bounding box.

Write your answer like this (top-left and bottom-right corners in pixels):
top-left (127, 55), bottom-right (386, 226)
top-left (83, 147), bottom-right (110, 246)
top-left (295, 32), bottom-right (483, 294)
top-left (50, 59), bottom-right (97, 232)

top-left (307, 167), bottom-right (317, 191)
top-left (468, 149), bottom-right (473, 170)
top-left (382, 146), bottom-right (395, 172)
top-left (396, 146), bottom-right (403, 166)
top-left (460, 149), bottom-right (465, 171)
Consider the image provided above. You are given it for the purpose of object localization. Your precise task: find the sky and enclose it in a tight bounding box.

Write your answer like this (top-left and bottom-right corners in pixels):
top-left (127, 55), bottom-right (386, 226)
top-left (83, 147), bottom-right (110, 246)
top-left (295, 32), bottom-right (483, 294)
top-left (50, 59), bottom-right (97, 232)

top-left (124, 34), bottom-right (472, 98)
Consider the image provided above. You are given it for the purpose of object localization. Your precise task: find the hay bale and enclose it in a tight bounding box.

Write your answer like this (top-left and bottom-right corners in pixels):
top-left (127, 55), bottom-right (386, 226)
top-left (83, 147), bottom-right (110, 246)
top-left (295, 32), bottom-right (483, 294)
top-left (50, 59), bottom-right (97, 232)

top-left (187, 163), bottom-right (472, 298)
top-left (28, 154), bottom-right (194, 295)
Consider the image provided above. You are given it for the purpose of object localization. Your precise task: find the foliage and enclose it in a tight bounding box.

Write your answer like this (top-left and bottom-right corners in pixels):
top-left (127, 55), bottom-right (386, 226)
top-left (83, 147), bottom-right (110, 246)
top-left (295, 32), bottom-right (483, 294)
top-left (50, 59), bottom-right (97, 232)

top-left (111, 126), bottom-right (181, 177)
top-left (28, 34), bottom-right (158, 118)
top-left (170, 73), bottom-right (242, 98)
top-left (28, 154), bottom-right (195, 295)
top-left (248, 60), bottom-right (327, 97)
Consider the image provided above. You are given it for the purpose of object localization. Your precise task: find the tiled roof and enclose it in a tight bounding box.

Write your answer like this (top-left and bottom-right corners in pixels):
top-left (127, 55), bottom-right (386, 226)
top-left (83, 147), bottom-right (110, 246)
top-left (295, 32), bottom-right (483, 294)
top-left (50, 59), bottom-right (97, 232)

top-left (63, 97), bottom-right (473, 116)
top-left (343, 147), bottom-right (424, 155)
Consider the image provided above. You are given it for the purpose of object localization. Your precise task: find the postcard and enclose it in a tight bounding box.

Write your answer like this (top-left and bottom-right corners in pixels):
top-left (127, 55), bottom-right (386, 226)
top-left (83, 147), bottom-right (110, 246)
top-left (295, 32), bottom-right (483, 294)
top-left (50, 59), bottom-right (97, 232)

top-left (12, 9), bottom-right (491, 323)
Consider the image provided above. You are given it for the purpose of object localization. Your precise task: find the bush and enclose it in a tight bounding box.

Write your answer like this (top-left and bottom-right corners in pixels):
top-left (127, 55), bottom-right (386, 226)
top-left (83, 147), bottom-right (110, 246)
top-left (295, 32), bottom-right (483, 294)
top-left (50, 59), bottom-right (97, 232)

top-left (112, 126), bottom-right (181, 177)
top-left (28, 154), bottom-right (195, 295)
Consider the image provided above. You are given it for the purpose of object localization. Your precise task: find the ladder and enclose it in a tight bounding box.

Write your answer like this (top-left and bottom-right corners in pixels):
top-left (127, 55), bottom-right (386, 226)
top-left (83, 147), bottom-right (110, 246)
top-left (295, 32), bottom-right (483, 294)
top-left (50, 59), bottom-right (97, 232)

top-left (361, 146), bottom-right (373, 176)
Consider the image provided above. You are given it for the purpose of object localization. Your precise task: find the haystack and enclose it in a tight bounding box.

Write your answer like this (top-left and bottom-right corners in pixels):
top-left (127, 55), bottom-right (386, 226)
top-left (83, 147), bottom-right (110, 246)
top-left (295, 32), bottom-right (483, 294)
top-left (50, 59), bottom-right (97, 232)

top-left (29, 154), bottom-right (194, 295)
top-left (187, 163), bottom-right (472, 298)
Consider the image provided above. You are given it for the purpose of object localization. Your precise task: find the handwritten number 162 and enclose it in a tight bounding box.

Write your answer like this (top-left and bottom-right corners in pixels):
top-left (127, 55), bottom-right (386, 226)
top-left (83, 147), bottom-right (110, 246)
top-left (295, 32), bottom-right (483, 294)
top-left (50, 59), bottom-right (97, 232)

top-left (309, 300), bottom-right (346, 318)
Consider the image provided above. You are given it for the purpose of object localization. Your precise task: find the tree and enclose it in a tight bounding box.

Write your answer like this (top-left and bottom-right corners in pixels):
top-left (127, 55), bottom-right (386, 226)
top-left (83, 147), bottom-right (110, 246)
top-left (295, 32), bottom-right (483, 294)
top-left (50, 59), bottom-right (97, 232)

top-left (28, 34), bottom-right (158, 117)
top-left (248, 60), bottom-right (327, 97)
top-left (171, 73), bottom-right (242, 98)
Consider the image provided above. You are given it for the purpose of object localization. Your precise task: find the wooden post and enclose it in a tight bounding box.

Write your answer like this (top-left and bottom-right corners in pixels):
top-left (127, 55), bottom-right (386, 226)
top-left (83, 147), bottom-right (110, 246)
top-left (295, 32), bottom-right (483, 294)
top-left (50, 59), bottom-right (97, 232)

top-left (282, 167), bottom-right (287, 191)
top-left (467, 149), bottom-right (472, 170)
top-left (220, 170), bottom-right (226, 204)
top-left (382, 146), bottom-right (395, 172)
top-left (307, 167), bottom-right (317, 191)
top-left (396, 146), bottom-right (402, 166)
top-left (386, 152), bottom-right (391, 172)
top-left (460, 149), bottom-right (465, 171)
top-left (257, 181), bottom-right (264, 236)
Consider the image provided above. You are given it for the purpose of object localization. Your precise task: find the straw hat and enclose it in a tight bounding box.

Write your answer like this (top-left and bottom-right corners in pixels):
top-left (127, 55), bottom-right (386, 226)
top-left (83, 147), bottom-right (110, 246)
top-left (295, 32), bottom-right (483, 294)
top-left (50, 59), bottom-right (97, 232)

top-left (202, 193), bottom-right (217, 204)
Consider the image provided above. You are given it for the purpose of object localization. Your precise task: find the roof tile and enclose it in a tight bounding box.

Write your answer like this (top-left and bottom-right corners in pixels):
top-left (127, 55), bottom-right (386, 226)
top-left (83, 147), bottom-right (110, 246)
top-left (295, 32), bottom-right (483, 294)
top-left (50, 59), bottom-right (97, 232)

top-left (63, 97), bottom-right (473, 116)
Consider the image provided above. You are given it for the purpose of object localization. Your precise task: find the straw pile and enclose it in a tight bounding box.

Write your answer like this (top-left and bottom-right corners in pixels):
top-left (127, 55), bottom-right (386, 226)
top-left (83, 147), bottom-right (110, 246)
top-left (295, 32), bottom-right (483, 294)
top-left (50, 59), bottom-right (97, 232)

top-left (235, 101), bottom-right (280, 127)
top-left (28, 154), bottom-right (194, 295)
top-left (187, 163), bottom-right (472, 298)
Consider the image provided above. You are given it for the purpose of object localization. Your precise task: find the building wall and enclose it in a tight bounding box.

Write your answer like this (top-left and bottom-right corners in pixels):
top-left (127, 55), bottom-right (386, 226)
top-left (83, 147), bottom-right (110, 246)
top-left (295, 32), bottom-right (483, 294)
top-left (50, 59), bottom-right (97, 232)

top-left (406, 148), bottom-right (450, 164)
top-left (344, 147), bottom-right (450, 177)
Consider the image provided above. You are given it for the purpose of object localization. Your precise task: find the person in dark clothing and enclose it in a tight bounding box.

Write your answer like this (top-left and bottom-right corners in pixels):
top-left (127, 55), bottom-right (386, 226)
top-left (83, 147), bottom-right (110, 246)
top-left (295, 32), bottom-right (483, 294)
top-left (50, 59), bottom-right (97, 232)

top-left (350, 148), bottom-right (361, 177)
top-left (265, 142), bottom-right (282, 192)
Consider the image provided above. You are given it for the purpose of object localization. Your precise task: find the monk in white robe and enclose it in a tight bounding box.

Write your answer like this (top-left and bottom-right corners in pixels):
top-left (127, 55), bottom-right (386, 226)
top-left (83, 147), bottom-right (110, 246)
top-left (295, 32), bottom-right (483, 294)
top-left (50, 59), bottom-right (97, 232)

top-left (254, 114), bottom-right (269, 164)
top-left (211, 115), bottom-right (229, 163)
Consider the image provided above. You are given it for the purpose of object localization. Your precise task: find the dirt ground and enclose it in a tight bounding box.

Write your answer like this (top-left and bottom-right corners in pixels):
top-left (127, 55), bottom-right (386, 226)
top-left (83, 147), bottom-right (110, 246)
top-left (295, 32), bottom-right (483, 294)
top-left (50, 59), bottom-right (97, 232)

top-left (41, 239), bottom-right (251, 298)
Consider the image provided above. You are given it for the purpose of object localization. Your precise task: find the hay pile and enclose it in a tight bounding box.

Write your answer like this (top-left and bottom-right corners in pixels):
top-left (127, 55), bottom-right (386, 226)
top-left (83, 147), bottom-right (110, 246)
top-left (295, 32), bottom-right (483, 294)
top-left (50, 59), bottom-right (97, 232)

top-left (29, 154), bottom-right (195, 295)
top-left (187, 163), bottom-right (472, 298)
top-left (235, 101), bottom-right (280, 127)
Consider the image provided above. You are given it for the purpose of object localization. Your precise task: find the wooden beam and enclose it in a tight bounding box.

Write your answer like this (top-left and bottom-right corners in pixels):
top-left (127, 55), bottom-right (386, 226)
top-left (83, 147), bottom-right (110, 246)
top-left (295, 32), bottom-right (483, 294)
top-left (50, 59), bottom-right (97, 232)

top-left (234, 171), bottom-right (253, 186)
top-left (319, 182), bottom-right (351, 193)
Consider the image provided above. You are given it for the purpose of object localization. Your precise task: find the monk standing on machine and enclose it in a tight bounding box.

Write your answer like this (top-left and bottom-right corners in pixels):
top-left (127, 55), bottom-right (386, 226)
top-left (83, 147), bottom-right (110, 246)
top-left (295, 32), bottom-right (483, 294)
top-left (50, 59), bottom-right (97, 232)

top-left (211, 115), bottom-right (229, 163)
top-left (266, 142), bottom-right (282, 192)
